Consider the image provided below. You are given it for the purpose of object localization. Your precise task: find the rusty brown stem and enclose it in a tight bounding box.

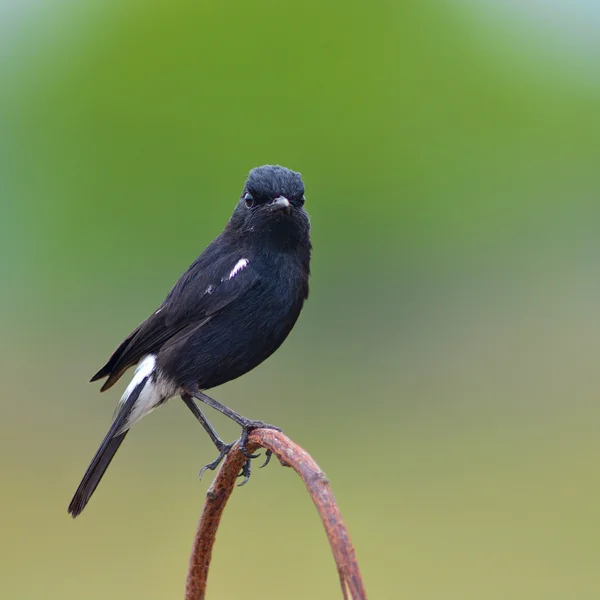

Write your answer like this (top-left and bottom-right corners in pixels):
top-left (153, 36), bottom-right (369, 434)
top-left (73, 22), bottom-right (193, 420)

top-left (185, 428), bottom-right (367, 600)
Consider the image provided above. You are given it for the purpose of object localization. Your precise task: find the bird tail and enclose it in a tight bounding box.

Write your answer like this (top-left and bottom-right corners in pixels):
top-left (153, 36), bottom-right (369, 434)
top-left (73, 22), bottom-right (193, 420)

top-left (68, 377), bottom-right (148, 518)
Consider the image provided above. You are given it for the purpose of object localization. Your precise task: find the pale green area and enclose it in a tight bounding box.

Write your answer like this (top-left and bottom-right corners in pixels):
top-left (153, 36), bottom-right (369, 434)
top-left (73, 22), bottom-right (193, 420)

top-left (1, 2), bottom-right (599, 599)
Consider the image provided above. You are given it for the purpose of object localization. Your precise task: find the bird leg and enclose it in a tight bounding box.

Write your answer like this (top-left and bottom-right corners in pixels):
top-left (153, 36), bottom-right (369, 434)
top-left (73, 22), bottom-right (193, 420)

top-left (181, 394), bottom-right (235, 480)
top-left (192, 390), bottom-right (280, 477)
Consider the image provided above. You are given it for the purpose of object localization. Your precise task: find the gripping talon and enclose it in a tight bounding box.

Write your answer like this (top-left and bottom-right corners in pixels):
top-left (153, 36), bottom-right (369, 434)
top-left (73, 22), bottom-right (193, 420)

top-left (260, 449), bottom-right (272, 468)
top-left (198, 442), bottom-right (234, 481)
top-left (238, 421), bottom-right (281, 459)
top-left (199, 422), bottom-right (279, 486)
top-left (237, 459), bottom-right (252, 486)
top-left (239, 428), bottom-right (260, 459)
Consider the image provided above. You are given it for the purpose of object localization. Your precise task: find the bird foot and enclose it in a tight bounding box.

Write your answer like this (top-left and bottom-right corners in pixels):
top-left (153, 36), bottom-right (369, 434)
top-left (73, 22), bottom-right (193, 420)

top-left (234, 422), bottom-right (280, 484)
top-left (239, 421), bottom-right (281, 458)
top-left (199, 423), bottom-right (281, 485)
top-left (198, 441), bottom-right (235, 481)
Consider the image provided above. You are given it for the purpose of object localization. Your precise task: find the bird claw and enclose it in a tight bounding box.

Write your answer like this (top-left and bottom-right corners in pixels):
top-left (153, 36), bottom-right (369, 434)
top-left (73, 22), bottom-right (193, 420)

top-left (198, 442), bottom-right (235, 480)
top-left (199, 423), bottom-right (279, 486)
top-left (260, 449), bottom-right (273, 468)
top-left (239, 427), bottom-right (260, 459)
top-left (239, 421), bottom-right (281, 458)
top-left (237, 459), bottom-right (252, 486)
top-left (234, 448), bottom-right (272, 487)
top-left (235, 422), bottom-right (278, 484)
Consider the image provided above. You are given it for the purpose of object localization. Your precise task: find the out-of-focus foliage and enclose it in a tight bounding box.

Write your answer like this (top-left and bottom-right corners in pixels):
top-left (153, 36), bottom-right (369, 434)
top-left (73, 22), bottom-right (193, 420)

top-left (1, 2), bottom-right (599, 599)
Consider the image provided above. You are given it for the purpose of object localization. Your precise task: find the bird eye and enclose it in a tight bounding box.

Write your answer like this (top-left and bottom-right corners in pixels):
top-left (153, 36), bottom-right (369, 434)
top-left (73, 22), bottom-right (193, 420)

top-left (244, 192), bottom-right (255, 208)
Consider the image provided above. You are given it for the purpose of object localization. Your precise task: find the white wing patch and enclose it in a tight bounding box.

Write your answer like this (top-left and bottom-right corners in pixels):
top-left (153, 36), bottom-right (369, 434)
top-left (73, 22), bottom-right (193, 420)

top-left (225, 258), bottom-right (249, 281)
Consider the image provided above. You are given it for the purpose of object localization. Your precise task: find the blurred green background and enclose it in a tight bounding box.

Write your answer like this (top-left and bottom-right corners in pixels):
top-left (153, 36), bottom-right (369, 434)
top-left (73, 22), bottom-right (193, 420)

top-left (1, 1), bottom-right (600, 598)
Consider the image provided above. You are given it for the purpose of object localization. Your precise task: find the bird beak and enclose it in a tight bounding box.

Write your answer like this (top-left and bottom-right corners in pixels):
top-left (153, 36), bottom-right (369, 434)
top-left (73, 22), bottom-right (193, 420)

top-left (271, 196), bottom-right (290, 210)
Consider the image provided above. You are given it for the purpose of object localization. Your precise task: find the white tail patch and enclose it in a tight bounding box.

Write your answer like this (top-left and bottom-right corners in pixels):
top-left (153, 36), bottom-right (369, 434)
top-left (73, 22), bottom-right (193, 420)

top-left (225, 258), bottom-right (249, 281)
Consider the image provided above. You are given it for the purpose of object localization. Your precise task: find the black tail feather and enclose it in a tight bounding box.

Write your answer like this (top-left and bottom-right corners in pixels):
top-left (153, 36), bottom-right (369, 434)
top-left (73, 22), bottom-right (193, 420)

top-left (90, 365), bottom-right (110, 383)
top-left (90, 325), bottom-right (142, 387)
top-left (68, 377), bottom-right (148, 518)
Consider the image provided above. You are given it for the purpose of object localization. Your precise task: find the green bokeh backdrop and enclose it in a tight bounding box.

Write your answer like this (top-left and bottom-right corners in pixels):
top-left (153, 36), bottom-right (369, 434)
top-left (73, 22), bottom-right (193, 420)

top-left (1, 2), bottom-right (599, 599)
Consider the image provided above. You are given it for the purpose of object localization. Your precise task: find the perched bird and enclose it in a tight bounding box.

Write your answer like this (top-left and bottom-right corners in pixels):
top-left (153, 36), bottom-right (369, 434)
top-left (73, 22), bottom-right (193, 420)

top-left (68, 165), bottom-right (311, 518)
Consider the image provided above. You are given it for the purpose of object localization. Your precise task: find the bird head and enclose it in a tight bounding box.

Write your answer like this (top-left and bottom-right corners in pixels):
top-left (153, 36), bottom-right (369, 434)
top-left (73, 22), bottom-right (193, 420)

top-left (228, 165), bottom-right (310, 248)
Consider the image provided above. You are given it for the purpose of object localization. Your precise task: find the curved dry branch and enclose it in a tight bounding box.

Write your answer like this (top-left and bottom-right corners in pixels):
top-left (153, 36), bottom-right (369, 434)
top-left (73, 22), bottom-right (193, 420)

top-left (185, 429), bottom-right (367, 600)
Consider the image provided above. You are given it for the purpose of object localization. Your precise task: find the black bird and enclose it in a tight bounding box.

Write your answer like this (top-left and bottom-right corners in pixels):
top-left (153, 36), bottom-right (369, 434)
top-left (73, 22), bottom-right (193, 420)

top-left (68, 165), bottom-right (311, 518)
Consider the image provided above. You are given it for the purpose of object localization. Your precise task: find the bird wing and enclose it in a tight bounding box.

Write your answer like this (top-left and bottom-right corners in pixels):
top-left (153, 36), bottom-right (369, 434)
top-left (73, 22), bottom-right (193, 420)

top-left (91, 253), bottom-right (259, 391)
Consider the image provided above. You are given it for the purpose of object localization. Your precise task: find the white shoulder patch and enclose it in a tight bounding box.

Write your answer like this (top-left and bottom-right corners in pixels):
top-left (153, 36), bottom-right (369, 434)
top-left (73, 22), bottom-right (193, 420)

top-left (226, 258), bottom-right (249, 281)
